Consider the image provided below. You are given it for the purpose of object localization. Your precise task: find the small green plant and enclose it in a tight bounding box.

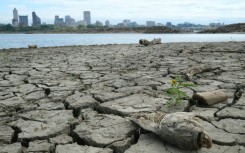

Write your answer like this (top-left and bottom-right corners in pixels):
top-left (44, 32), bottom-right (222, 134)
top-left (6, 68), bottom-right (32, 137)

top-left (166, 75), bottom-right (196, 108)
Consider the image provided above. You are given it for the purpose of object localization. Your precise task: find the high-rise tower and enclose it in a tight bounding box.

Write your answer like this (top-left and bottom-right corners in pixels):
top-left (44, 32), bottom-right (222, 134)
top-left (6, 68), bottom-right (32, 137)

top-left (12, 8), bottom-right (19, 27)
top-left (83, 11), bottom-right (91, 25)
top-left (32, 11), bottom-right (41, 26)
top-left (19, 15), bottom-right (28, 27)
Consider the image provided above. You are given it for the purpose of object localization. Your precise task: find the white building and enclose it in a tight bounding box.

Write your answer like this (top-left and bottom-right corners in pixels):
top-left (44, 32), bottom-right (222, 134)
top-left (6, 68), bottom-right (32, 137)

top-left (83, 11), bottom-right (91, 25)
top-left (12, 8), bottom-right (19, 27)
top-left (105, 20), bottom-right (110, 27)
top-left (123, 19), bottom-right (130, 27)
top-left (146, 21), bottom-right (155, 27)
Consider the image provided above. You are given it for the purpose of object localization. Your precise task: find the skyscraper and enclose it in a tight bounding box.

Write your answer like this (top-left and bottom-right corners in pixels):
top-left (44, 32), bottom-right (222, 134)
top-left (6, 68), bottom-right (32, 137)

top-left (83, 11), bottom-right (91, 25)
top-left (12, 8), bottom-right (18, 27)
top-left (19, 15), bottom-right (28, 27)
top-left (54, 15), bottom-right (65, 27)
top-left (146, 21), bottom-right (155, 27)
top-left (105, 20), bottom-right (110, 27)
top-left (32, 11), bottom-right (41, 26)
top-left (65, 15), bottom-right (75, 26)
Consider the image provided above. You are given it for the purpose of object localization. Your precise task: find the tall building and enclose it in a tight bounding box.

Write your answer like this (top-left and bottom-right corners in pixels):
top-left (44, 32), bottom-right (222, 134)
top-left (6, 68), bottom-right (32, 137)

top-left (19, 15), bottom-right (28, 27)
top-left (12, 8), bottom-right (18, 27)
top-left (83, 11), bottom-right (91, 25)
top-left (146, 21), bottom-right (155, 27)
top-left (54, 15), bottom-right (65, 27)
top-left (123, 19), bottom-right (130, 27)
top-left (32, 11), bottom-right (41, 26)
top-left (95, 20), bottom-right (103, 27)
top-left (105, 20), bottom-right (110, 27)
top-left (65, 15), bottom-right (71, 23)
top-left (65, 15), bottom-right (76, 27)
top-left (166, 22), bottom-right (172, 27)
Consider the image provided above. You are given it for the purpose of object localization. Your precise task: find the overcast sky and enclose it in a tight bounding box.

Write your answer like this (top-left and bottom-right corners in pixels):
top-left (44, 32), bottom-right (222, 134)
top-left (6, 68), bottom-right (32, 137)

top-left (0, 0), bottom-right (244, 25)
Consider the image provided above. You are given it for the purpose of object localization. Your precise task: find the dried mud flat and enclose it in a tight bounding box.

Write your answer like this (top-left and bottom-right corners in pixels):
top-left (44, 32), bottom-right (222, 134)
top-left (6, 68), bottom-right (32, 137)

top-left (0, 42), bottom-right (244, 153)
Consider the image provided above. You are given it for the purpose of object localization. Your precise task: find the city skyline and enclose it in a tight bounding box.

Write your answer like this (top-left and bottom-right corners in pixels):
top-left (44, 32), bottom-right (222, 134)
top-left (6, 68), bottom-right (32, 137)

top-left (1, 0), bottom-right (244, 25)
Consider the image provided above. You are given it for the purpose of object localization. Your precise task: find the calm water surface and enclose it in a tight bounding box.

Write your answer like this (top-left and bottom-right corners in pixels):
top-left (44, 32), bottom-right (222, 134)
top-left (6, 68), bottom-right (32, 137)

top-left (0, 33), bottom-right (245, 49)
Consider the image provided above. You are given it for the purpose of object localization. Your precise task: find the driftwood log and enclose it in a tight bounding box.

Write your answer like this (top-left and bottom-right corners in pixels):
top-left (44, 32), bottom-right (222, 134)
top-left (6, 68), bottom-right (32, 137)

top-left (139, 38), bottom-right (161, 46)
top-left (192, 90), bottom-right (228, 105)
top-left (183, 65), bottom-right (220, 81)
top-left (131, 112), bottom-right (212, 150)
top-left (28, 45), bottom-right (37, 49)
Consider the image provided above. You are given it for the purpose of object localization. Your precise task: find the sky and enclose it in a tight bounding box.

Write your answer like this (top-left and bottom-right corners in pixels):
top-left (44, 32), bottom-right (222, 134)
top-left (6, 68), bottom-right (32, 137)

top-left (0, 0), bottom-right (244, 25)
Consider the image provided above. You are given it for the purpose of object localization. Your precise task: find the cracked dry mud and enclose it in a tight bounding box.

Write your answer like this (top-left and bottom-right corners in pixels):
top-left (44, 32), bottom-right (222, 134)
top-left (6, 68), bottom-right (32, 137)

top-left (0, 42), bottom-right (244, 153)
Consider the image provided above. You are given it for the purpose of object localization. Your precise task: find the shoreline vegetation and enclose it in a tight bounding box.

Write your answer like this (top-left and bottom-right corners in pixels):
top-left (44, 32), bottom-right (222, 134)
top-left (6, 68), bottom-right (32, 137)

top-left (0, 23), bottom-right (244, 34)
top-left (0, 26), bottom-right (182, 34)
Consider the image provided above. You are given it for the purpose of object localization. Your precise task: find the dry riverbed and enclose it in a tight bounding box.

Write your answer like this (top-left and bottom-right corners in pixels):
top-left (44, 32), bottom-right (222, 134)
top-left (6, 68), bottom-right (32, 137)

top-left (0, 42), bottom-right (245, 153)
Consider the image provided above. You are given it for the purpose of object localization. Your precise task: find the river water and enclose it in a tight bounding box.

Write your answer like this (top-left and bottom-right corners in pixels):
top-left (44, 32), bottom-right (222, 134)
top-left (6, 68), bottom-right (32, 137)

top-left (0, 33), bottom-right (245, 49)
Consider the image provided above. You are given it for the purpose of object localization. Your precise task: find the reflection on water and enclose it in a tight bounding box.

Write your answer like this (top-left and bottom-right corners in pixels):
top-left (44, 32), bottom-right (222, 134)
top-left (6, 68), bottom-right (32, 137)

top-left (0, 33), bottom-right (245, 49)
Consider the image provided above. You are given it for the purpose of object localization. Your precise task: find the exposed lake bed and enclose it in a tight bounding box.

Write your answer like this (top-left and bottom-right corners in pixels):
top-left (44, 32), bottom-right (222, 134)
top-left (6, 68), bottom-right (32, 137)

top-left (0, 42), bottom-right (244, 152)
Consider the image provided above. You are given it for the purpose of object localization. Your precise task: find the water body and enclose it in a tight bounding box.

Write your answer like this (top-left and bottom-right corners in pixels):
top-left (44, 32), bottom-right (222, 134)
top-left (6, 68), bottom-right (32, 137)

top-left (0, 33), bottom-right (245, 49)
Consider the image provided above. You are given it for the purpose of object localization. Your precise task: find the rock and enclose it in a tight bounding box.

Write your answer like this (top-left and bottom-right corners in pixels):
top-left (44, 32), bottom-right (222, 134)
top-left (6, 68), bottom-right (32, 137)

top-left (9, 110), bottom-right (74, 141)
top-left (55, 143), bottom-right (113, 153)
top-left (192, 90), bottom-right (228, 105)
top-left (0, 143), bottom-right (22, 153)
top-left (125, 134), bottom-right (166, 153)
top-left (25, 140), bottom-right (54, 153)
top-left (0, 125), bottom-right (15, 144)
top-left (73, 114), bottom-right (137, 151)
top-left (216, 106), bottom-right (245, 119)
top-left (98, 94), bottom-right (166, 116)
top-left (49, 134), bottom-right (73, 145)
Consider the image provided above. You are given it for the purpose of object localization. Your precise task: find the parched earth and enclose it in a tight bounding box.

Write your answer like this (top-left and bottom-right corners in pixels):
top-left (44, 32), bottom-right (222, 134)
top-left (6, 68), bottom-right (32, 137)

top-left (0, 42), bottom-right (244, 153)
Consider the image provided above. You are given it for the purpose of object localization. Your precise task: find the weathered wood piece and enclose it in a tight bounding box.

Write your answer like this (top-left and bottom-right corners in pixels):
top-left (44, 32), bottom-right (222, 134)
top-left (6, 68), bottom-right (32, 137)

top-left (131, 112), bottom-right (212, 150)
top-left (183, 66), bottom-right (220, 81)
top-left (139, 38), bottom-right (161, 46)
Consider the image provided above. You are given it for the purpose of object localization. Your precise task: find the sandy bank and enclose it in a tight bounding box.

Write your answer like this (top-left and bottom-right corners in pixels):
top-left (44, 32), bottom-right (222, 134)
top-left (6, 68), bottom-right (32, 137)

top-left (0, 42), bottom-right (244, 153)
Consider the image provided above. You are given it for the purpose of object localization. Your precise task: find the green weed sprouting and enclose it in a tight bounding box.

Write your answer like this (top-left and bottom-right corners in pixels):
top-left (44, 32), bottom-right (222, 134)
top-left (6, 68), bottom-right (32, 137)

top-left (166, 75), bottom-right (196, 108)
